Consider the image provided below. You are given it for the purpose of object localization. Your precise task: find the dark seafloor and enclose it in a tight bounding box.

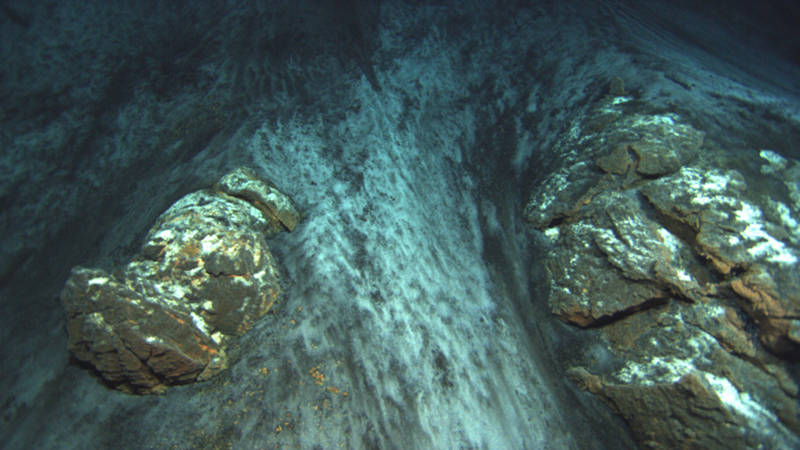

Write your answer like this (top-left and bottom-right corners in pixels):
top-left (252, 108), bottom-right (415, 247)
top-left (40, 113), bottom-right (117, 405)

top-left (1, 0), bottom-right (799, 448)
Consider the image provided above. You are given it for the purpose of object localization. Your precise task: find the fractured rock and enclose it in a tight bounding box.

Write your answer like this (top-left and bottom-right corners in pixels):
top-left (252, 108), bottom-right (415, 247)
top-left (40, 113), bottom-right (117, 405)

top-left (544, 190), bottom-right (709, 327)
top-left (525, 95), bottom-right (800, 448)
top-left (545, 217), bottom-right (668, 327)
top-left (570, 298), bottom-right (799, 449)
top-left (641, 166), bottom-right (800, 356)
top-left (525, 98), bottom-right (703, 229)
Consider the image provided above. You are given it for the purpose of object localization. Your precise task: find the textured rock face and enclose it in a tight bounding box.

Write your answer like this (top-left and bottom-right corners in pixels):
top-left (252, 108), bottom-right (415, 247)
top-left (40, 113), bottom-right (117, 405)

top-left (525, 93), bottom-right (800, 448)
top-left (61, 168), bottom-right (299, 394)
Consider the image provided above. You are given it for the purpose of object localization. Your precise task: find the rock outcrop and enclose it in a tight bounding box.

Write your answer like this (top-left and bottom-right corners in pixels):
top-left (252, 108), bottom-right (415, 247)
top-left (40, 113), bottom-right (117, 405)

top-left (525, 92), bottom-right (800, 448)
top-left (61, 167), bottom-right (299, 394)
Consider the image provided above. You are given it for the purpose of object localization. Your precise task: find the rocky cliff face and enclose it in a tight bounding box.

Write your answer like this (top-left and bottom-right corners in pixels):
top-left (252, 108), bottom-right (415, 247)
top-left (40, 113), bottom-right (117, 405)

top-left (525, 91), bottom-right (800, 448)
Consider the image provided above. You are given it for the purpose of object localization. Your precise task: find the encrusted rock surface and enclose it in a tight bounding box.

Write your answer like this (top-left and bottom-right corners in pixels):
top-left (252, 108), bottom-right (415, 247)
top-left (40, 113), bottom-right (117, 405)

top-left (61, 168), bottom-right (299, 394)
top-left (216, 167), bottom-right (301, 234)
top-left (640, 166), bottom-right (800, 356)
top-left (525, 93), bottom-right (800, 448)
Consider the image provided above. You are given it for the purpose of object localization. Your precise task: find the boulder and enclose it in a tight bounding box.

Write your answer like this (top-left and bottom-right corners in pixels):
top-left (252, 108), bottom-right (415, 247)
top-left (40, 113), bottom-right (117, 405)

top-left (61, 168), bottom-right (298, 394)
